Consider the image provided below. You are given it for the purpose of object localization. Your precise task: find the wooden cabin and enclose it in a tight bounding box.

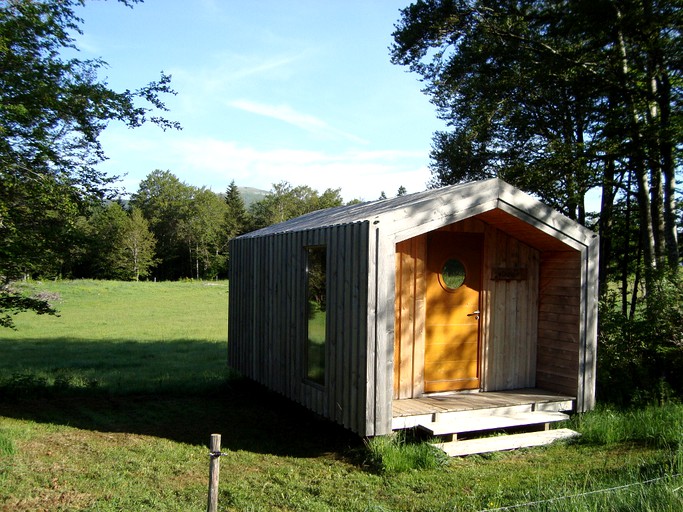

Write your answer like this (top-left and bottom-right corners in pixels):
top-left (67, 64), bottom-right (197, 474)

top-left (228, 178), bottom-right (598, 437)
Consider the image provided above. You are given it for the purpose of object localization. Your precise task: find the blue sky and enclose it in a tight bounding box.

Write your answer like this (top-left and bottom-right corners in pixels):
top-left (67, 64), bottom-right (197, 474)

top-left (73, 0), bottom-right (446, 202)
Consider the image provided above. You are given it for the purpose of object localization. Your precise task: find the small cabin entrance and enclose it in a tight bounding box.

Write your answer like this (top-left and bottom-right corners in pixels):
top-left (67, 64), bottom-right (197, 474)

top-left (229, 179), bottom-right (598, 436)
top-left (424, 232), bottom-right (482, 392)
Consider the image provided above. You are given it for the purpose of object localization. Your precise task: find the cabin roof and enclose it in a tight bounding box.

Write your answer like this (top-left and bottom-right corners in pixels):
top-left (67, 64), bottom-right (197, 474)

top-left (238, 178), bottom-right (596, 249)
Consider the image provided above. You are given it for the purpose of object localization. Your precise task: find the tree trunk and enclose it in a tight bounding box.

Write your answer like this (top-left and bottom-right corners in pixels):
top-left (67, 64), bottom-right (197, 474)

top-left (614, 5), bottom-right (657, 296)
top-left (598, 158), bottom-right (616, 298)
top-left (621, 171), bottom-right (633, 317)
top-left (646, 70), bottom-right (666, 267)
top-left (658, 70), bottom-right (679, 270)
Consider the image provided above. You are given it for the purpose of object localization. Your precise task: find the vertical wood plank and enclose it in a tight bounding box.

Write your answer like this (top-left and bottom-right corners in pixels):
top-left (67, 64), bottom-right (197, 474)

top-left (399, 243), bottom-right (413, 398)
top-left (581, 237), bottom-right (599, 411)
top-left (393, 245), bottom-right (402, 399)
top-left (528, 246), bottom-right (539, 387)
top-left (413, 235), bottom-right (426, 398)
top-left (364, 223), bottom-right (378, 436)
top-left (343, 223), bottom-right (355, 429)
top-left (354, 221), bottom-right (370, 434)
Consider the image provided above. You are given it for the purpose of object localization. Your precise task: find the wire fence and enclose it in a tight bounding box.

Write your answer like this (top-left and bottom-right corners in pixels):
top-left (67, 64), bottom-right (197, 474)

top-left (480, 473), bottom-right (682, 512)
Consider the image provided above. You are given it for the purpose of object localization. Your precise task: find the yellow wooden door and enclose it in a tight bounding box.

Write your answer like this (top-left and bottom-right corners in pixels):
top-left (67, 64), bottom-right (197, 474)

top-left (424, 232), bottom-right (483, 392)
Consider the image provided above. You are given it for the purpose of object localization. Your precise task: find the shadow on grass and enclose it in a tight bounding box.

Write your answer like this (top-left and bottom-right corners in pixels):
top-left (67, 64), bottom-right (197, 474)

top-left (0, 337), bottom-right (361, 459)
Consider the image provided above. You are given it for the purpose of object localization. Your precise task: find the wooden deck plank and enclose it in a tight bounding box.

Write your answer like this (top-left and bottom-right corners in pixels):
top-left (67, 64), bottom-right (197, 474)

top-left (433, 428), bottom-right (580, 457)
top-left (392, 388), bottom-right (575, 418)
top-left (418, 411), bottom-right (569, 436)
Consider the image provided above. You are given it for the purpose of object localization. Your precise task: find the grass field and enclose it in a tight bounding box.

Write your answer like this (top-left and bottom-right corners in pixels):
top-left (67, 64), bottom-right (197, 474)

top-left (1, 280), bottom-right (682, 511)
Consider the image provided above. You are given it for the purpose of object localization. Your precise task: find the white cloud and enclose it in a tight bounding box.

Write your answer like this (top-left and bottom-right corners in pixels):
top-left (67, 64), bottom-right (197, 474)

top-left (97, 128), bottom-right (431, 201)
top-left (228, 99), bottom-right (367, 144)
top-left (169, 52), bottom-right (305, 98)
top-left (169, 137), bottom-right (429, 201)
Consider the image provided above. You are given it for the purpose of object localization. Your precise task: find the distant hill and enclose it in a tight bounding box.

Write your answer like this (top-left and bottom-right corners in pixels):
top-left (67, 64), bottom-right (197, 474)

top-left (238, 186), bottom-right (269, 207)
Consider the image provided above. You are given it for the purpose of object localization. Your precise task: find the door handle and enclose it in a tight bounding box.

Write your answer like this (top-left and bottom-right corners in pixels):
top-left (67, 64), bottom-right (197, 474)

top-left (467, 310), bottom-right (480, 320)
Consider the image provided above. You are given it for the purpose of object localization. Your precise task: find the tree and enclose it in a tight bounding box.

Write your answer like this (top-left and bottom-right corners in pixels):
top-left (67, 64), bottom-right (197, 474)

top-left (0, 0), bottom-right (178, 326)
top-left (179, 187), bottom-right (227, 280)
top-left (221, 180), bottom-right (249, 273)
top-left (80, 202), bottom-right (156, 280)
top-left (390, 0), bottom-right (681, 296)
top-left (130, 170), bottom-right (193, 280)
top-left (224, 180), bottom-right (248, 240)
top-left (248, 182), bottom-right (344, 231)
top-left (119, 207), bottom-right (157, 281)
top-left (84, 201), bottom-right (129, 279)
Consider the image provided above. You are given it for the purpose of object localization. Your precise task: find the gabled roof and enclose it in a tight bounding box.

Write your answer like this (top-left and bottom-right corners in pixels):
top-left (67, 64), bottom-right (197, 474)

top-left (238, 178), bottom-right (597, 251)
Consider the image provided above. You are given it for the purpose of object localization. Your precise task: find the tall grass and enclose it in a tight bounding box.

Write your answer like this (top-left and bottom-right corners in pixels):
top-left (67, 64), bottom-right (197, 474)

top-left (571, 403), bottom-right (683, 449)
top-left (364, 432), bottom-right (449, 474)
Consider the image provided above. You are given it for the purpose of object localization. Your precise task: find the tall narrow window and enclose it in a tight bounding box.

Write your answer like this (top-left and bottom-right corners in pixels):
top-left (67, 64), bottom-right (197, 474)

top-left (305, 246), bottom-right (327, 385)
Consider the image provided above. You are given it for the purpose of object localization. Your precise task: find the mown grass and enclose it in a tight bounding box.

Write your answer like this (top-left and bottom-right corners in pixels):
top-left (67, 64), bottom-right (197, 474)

top-left (1, 279), bottom-right (230, 395)
top-left (1, 279), bottom-right (682, 511)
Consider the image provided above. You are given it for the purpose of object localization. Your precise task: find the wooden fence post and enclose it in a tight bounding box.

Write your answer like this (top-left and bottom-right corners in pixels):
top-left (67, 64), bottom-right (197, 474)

top-left (207, 433), bottom-right (222, 512)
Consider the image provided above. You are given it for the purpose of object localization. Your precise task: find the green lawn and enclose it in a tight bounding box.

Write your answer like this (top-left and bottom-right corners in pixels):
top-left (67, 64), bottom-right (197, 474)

top-left (1, 279), bottom-right (230, 395)
top-left (1, 280), bottom-right (681, 511)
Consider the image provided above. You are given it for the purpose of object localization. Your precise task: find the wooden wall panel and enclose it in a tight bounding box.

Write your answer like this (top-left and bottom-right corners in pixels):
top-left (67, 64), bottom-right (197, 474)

top-left (393, 236), bottom-right (426, 399)
top-left (392, 219), bottom-right (540, 397)
top-left (536, 251), bottom-right (581, 396)
top-left (228, 222), bottom-right (370, 436)
top-left (484, 226), bottom-right (540, 390)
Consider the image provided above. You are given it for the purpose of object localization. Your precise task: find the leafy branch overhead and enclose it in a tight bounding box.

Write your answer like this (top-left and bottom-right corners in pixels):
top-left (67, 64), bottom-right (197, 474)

top-left (391, 0), bottom-right (681, 292)
top-left (0, 0), bottom-right (180, 326)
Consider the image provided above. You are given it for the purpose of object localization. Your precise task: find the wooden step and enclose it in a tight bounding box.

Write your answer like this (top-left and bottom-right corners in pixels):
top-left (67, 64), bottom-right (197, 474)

top-left (419, 411), bottom-right (570, 437)
top-left (433, 428), bottom-right (581, 457)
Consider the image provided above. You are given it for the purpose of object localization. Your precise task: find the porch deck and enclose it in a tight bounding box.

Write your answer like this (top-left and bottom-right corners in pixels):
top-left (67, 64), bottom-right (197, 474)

top-left (392, 388), bottom-right (575, 431)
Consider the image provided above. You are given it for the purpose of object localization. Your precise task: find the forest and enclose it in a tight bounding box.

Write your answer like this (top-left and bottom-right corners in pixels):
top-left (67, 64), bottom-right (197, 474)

top-left (21, 171), bottom-right (353, 283)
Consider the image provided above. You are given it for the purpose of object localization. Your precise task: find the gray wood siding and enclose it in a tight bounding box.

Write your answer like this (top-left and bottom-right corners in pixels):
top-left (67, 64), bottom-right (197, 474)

top-left (482, 225), bottom-right (540, 391)
top-left (228, 221), bottom-right (371, 434)
top-left (536, 251), bottom-right (581, 397)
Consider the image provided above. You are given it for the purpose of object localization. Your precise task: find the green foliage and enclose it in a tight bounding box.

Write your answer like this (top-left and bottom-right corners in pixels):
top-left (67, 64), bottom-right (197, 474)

top-left (130, 170), bottom-right (194, 279)
top-left (364, 433), bottom-right (448, 474)
top-left (248, 181), bottom-right (344, 231)
top-left (0, 0), bottom-right (178, 326)
top-left (130, 171), bottom-right (231, 280)
top-left (85, 201), bottom-right (129, 278)
top-left (178, 187), bottom-right (228, 280)
top-left (120, 207), bottom-right (158, 281)
top-left (224, 180), bottom-right (248, 240)
top-left (71, 202), bottom-right (158, 281)
top-left (598, 272), bottom-right (683, 405)
top-left (572, 403), bottom-right (683, 449)
top-left (390, 0), bottom-right (611, 221)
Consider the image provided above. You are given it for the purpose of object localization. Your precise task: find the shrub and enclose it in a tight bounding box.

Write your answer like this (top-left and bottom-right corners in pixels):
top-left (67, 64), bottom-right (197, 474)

top-left (364, 432), bottom-right (449, 474)
top-left (598, 272), bottom-right (683, 406)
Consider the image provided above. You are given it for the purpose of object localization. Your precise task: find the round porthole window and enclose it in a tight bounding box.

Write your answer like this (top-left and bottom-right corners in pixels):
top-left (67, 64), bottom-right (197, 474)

top-left (441, 259), bottom-right (466, 290)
